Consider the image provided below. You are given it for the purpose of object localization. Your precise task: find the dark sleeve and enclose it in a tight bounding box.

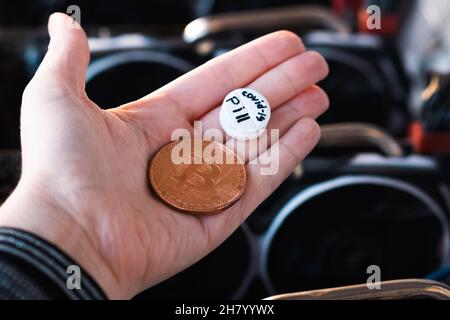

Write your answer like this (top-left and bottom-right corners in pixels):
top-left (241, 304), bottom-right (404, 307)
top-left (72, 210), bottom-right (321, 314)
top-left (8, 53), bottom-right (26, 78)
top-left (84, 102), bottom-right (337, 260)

top-left (0, 227), bottom-right (107, 300)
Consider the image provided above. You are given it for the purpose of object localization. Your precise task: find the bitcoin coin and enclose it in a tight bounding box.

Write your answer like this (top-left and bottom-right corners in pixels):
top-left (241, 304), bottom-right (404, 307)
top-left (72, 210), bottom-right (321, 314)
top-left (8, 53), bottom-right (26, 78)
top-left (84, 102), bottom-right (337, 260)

top-left (149, 140), bottom-right (247, 214)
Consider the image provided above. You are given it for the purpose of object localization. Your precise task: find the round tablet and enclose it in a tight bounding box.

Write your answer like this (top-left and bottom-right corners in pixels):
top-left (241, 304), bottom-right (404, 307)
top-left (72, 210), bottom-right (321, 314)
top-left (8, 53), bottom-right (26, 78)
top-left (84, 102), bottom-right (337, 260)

top-left (219, 88), bottom-right (271, 140)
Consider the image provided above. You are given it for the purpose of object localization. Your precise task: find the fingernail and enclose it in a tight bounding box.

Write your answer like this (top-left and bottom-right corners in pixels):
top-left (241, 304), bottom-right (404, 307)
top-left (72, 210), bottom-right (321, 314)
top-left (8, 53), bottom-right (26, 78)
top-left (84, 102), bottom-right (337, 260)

top-left (48, 13), bottom-right (80, 39)
top-left (48, 13), bottom-right (63, 39)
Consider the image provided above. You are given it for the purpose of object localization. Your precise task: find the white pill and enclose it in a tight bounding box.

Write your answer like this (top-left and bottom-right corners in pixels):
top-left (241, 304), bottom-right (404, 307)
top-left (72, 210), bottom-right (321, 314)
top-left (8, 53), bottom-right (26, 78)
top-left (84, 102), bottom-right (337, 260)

top-left (219, 88), bottom-right (271, 140)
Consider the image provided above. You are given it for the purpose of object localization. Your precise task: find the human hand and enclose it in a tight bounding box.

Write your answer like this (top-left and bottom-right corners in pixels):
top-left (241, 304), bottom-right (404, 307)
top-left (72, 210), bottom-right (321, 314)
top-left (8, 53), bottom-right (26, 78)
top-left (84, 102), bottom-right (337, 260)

top-left (0, 13), bottom-right (329, 299)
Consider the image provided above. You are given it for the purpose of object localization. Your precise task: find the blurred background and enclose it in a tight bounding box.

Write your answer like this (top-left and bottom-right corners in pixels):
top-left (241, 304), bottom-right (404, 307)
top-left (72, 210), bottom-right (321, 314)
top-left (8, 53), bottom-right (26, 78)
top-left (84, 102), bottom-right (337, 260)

top-left (1, 0), bottom-right (450, 299)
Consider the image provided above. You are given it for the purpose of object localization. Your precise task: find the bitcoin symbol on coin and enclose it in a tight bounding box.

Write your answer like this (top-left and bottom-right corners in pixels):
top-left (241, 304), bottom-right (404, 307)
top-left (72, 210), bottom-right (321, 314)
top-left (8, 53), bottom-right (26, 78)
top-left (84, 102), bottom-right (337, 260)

top-left (173, 164), bottom-right (222, 194)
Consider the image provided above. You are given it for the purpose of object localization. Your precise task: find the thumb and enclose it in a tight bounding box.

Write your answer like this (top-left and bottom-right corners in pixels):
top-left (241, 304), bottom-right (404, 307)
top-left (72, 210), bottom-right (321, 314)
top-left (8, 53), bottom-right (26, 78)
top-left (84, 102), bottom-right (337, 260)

top-left (32, 12), bottom-right (90, 96)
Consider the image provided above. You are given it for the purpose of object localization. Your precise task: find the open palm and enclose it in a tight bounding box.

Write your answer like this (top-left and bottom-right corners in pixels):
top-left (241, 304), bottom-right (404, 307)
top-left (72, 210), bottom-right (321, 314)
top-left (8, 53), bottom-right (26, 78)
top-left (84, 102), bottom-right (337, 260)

top-left (0, 13), bottom-right (329, 299)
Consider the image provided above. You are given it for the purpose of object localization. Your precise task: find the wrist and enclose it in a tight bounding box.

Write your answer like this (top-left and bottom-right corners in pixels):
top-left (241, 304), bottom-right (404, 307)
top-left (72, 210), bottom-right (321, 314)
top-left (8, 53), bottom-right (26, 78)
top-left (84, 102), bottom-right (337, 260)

top-left (0, 180), bottom-right (122, 299)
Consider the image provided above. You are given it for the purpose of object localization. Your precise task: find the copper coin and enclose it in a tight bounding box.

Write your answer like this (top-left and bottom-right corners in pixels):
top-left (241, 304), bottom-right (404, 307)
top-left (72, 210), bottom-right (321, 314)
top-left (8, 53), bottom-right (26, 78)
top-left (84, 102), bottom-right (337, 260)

top-left (149, 140), bottom-right (247, 214)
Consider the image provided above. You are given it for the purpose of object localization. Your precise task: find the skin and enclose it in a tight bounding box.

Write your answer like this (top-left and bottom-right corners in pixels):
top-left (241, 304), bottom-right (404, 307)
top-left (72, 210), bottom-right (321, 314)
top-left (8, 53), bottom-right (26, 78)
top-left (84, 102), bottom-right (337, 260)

top-left (0, 13), bottom-right (329, 299)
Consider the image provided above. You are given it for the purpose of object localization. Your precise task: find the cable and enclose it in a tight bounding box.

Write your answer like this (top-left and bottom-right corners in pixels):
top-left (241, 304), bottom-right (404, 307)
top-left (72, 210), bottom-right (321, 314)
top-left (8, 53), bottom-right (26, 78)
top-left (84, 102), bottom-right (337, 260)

top-left (427, 265), bottom-right (450, 282)
top-left (319, 123), bottom-right (404, 157)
